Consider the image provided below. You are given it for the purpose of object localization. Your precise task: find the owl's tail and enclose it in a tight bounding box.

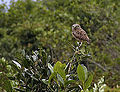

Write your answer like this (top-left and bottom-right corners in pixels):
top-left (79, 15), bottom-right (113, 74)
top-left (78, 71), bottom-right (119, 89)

top-left (87, 39), bottom-right (91, 44)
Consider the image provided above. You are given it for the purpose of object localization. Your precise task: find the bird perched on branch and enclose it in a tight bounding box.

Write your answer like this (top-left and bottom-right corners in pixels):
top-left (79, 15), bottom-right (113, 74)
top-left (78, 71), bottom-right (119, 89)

top-left (72, 24), bottom-right (90, 45)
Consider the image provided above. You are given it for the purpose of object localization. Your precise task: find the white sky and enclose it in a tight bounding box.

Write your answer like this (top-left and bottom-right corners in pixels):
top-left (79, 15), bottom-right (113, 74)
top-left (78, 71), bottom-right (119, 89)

top-left (0, 0), bottom-right (36, 6)
top-left (0, 0), bottom-right (11, 6)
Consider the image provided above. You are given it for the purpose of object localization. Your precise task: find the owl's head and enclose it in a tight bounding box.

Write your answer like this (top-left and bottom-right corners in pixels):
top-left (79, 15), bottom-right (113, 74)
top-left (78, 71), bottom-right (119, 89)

top-left (72, 24), bottom-right (81, 31)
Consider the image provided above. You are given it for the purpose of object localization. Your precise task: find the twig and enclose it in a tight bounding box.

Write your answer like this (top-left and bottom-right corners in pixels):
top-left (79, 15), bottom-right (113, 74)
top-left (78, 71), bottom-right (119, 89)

top-left (89, 60), bottom-right (115, 74)
top-left (68, 42), bottom-right (82, 73)
top-left (89, 61), bottom-right (108, 72)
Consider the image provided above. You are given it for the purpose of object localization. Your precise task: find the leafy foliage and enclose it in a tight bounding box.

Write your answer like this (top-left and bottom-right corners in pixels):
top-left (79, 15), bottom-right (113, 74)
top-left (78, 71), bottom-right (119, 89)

top-left (0, 47), bottom-right (94, 91)
top-left (0, 58), bottom-right (12, 92)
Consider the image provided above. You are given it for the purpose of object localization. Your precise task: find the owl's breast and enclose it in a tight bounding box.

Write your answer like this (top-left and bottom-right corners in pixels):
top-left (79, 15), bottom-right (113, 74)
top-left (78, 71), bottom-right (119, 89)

top-left (72, 31), bottom-right (81, 41)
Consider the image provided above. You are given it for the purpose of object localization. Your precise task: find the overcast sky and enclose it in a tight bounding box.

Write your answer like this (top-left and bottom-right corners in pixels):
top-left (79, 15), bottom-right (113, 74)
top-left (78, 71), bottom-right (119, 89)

top-left (0, 0), bottom-right (11, 6)
top-left (0, 0), bottom-right (37, 5)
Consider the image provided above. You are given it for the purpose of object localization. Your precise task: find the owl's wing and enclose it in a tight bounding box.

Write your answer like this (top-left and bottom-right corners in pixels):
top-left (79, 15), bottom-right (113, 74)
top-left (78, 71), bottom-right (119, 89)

top-left (72, 29), bottom-right (90, 42)
top-left (80, 29), bottom-right (90, 42)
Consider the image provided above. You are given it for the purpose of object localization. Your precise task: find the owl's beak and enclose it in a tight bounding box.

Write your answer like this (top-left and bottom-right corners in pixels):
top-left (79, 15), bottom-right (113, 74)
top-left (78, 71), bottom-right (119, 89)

top-left (74, 26), bottom-right (78, 30)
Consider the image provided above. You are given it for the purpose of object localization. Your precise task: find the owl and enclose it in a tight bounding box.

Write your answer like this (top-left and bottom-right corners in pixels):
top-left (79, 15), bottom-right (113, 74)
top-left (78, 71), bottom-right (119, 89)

top-left (72, 24), bottom-right (90, 44)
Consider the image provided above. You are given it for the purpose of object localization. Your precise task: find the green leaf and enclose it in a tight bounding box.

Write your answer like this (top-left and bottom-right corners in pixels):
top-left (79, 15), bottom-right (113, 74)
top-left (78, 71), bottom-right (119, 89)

top-left (57, 73), bottom-right (64, 85)
top-left (89, 89), bottom-right (94, 92)
top-left (42, 79), bottom-right (48, 85)
top-left (53, 61), bottom-right (66, 80)
top-left (48, 72), bottom-right (56, 84)
top-left (57, 68), bottom-right (66, 80)
top-left (13, 88), bottom-right (25, 92)
top-left (80, 48), bottom-right (85, 54)
top-left (12, 60), bottom-right (21, 68)
top-left (8, 62), bottom-right (20, 72)
top-left (84, 74), bottom-right (93, 90)
top-left (65, 62), bottom-right (70, 71)
top-left (47, 55), bottom-right (51, 63)
top-left (53, 61), bottom-right (62, 71)
top-left (77, 64), bottom-right (85, 83)
top-left (48, 63), bottom-right (54, 73)
top-left (31, 75), bottom-right (38, 81)
top-left (82, 65), bottom-right (88, 81)
top-left (64, 80), bottom-right (76, 86)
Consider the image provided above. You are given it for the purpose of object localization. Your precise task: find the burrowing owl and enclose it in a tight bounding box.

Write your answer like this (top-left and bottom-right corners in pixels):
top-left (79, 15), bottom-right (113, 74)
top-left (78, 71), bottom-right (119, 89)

top-left (72, 24), bottom-right (90, 44)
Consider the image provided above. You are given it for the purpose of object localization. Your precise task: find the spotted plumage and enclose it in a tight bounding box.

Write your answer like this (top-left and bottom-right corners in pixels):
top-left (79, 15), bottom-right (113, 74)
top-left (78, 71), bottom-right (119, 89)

top-left (72, 24), bottom-right (90, 44)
